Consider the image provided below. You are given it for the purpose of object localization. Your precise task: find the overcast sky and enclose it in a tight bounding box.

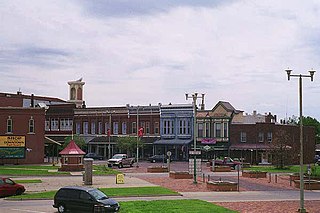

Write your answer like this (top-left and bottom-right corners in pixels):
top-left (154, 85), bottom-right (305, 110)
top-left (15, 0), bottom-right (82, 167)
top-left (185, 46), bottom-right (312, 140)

top-left (1, 0), bottom-right (320, 120)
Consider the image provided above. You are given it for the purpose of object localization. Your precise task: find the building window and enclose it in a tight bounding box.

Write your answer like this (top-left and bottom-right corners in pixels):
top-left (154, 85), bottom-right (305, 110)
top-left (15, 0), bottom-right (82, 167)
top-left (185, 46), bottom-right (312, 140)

top-left (122, 122), bottom-right (127, 134)
top-left (223, 122), bottom-right (228, 138)
top-left (60, 118), bottom-right (73, 131)
top-left (132, 122), bottom-right (137, 134)
top-left (215, 123), bottom-right (222, 138)
top-left (113, 122), bottom-right (118, 135)
top-left (154, 122), bottom-right (159, 134)
top-left (198, 123), bottom-right (203, 138)
top-left (267, 132), bottom-right (272, 142)
top-left (91, 122), bottom-right (96, 134)
top-left (7, 117), bottom-right (13, 133)
top-left (105, 122), bottom-right (110, 134)
top-left (205, 122), bottom-right (210, 138)
top-left (145, 122), bottom-right (150, 134)
top-left (83, 122), bottom-right (88, 135)
top-left (163, 120), bottom-right (174, 135)
top-left (45, 119), bottom-right (50, 131)
top-left (51, 119), bottom-right (59, 131)
top-left (179, 119), bottom-right (188, 135)
top-left (98, 122), bottom-right (102, 134)
top-left (187, 120), bottom-right (191, 134)
top-left (258, 132), bottom-right (264, 142)
top-left (76, 122), bottom-right (81, 134)
top-left (29, 117), bottom-right (34, 133)
top-left (241, 132), bottom-right (247, 142)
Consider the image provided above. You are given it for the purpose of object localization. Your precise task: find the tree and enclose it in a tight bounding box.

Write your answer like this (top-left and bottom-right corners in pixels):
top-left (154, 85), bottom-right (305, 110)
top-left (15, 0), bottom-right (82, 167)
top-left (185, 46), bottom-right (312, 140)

top-left (270, 130), bottom-right (298, 169)
top-left (302, 116), bottom-right (320, 144)
top-left (116, 136), bottom-right (143, 157)
top-left (62, 135), bottom-right (87, 151)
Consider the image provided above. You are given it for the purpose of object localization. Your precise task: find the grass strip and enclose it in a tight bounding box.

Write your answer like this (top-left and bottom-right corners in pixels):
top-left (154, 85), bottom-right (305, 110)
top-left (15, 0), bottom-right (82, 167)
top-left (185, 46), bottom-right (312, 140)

top-left (119, 199), bottom-right (238, 213)
top-left (15, 179), bottom-right (42, 184)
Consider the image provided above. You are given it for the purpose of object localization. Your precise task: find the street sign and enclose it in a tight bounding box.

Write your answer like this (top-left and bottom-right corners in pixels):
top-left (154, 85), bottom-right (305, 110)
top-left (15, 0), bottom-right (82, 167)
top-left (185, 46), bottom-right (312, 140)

top-left (203, 145), bottom-right (211, 151)
top-left (116, 174), bottom-right (124, 184)
top-left (189, 150), bottom-right (201, 155)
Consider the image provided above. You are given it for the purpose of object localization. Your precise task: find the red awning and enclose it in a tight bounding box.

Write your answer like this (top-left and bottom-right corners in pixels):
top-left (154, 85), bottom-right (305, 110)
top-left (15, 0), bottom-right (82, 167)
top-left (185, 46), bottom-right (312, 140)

top-left (229, 143), bottom-right (271, 151)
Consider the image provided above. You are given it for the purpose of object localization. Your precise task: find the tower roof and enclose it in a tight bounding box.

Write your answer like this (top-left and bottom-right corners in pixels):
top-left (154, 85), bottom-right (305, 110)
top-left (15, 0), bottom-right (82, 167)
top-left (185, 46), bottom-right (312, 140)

top-left (59, 140), bottom-right (85, 155)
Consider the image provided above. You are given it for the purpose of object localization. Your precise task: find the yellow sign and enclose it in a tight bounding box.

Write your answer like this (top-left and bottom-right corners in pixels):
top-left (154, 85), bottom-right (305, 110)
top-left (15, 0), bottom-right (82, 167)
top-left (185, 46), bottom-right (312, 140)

top-left (0, 136), bottom-right (25, 147)
top-left (116, 174), bottom-right (124, 184)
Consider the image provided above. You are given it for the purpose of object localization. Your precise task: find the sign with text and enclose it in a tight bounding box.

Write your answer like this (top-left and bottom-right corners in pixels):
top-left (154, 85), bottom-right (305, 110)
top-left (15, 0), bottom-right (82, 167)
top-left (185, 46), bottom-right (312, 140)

top-left (0, 147), bottom-right (25, 159)
top-left (116, 174), bottom-right (124, 184)
top-left (0, 136), bottom-right (25, 147)
top-left (201, 138), bottom-right (217, 144)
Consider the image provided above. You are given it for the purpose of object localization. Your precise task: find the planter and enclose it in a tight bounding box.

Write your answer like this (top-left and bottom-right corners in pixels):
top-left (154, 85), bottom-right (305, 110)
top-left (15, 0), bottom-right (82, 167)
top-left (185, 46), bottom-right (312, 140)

top-left (147, 166), bottom-right (168, 173)
top-left (169, 171), bottom-right (192, 179)
top-left (206, 181), bottom-right (238, 191)
top-left (294, 180), bottom-right (320, 190)
top-left (211, 166), bottom-right (231, 172)
top-left (242, 170), bottom-right (267, 178)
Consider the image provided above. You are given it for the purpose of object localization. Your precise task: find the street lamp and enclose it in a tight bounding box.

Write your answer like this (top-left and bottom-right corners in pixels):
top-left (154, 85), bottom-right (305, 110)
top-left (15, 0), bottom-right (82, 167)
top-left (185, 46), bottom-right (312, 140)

top-left (286, 68), bottom-right (315, 213)
top-left (136, 106), bottom-right (140, 168)
top-left (185, 93), bottom-right (205, 184)
top-left (107, 110), bottom-right (115, 159)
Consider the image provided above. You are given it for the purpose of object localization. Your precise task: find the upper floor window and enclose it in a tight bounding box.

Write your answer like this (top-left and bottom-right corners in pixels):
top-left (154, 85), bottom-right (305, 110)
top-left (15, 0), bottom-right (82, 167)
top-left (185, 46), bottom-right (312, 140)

top-left (223, 122), bottom-right (228, 138)
top-left (76, 123), bottom-right (81, 134)
top-left (241, 132), bottom-right (247, 142)
top-left (7, 117), bottom-right (13, 133)
top-left (29, 117), bottom-right (34, 133)
top-left (113, 122), bottom-right (118, 135)
top-left (83, 122), bottom-right (88, 135)
top-left (51, 119), bottom-right (59, 131)
top-left (122, 122), bottom-right (127, 135)
top-left (179, 119), bottom-right (189, 135)
top-left (105, 122), bottom-right (110, 134)
top-left (45, 119), bottom-right (50, 131)
top-left (145, 122), bottom-right (150, 134)
top-left (258, 132), bottom-right (264, 142)
top-left (154, 122), bottom-right (159, 134)
top-left (60, 118), bottom-right (73, 131)
top-left (215, 123), bottom-right (222, 138)
top-left (91, 121), bottom-right (96, 134)
top-left (267, 132), bottom-right (272, 142)
top-left (132, 122), bottom-right (137, 134)
top-left (98, 122), bottom-right (102, 134)
top-left (163, 120), bottom-right (174, 135)
top-left (205, 122), bottom-right (210, 138)
top-left (198, 123), bottom-right (203, 138)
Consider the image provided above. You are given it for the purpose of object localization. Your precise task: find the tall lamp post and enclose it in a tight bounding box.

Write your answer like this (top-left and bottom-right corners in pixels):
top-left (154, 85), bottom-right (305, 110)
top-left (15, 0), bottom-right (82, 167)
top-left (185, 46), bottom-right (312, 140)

top-left (107, 110), bottom-right (115, 159)
top-left (186, 93), bottom-right (205, 184)
top-left (136, 106), bottom-right (140, 168)
top-left (286, 68), bottom-right (315, 213)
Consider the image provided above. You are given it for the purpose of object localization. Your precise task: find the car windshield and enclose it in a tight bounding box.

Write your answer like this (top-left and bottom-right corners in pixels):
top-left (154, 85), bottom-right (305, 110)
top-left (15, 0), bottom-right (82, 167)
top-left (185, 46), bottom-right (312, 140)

top-left (112, 155), bottom-right (123, 159)
top-left (88, 189), bottom-right (108, 200)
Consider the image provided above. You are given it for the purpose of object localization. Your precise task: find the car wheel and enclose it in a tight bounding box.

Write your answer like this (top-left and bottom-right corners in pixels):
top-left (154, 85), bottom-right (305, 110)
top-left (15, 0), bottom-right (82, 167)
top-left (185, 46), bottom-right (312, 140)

top-left (118, 163), bottom-right (123, 169)
top-left (152, 159), bottom-right (156, 163)
top-left (57, 204), bottom-right (66, 213)
top-left (15, 188), bottom-right (23, 195)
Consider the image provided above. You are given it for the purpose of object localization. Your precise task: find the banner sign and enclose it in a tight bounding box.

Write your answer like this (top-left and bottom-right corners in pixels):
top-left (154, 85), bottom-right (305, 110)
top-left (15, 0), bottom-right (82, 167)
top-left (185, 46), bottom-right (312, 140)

top-left (0, 136), bottom-right (26, 147)
top-left (201, 138), bottom-right (217, 144)
top-left (0, 147), bottom-right (25, 159)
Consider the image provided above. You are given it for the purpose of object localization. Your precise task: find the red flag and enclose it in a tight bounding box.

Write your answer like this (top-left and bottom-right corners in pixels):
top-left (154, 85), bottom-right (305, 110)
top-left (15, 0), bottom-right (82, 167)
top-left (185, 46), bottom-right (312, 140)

top-left (107, 129), bottom-right (111, 136)
top-left (138, 127), bottom-right (144, 137)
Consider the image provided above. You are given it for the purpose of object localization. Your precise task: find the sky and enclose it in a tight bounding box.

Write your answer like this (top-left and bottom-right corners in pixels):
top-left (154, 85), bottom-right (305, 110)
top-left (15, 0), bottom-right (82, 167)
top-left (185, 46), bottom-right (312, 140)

top-left (1, 0), bottom-right (320, 120)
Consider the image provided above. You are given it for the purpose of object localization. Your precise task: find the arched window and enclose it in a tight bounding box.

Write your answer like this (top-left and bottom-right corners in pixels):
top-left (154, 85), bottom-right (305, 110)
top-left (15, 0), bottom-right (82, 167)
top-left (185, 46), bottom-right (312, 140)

top-left (70, 87), bottom-right (76, 100)
top-left (7, 116), bottom-right (13, 133)
top-left (77, 88), bottom-right (82, 100)
top-left (29, 117), bottom-right (35, 133)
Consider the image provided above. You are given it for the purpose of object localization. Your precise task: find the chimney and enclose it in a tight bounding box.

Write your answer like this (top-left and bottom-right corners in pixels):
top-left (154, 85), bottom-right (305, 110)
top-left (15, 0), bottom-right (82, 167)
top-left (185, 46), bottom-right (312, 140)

top-left (82, 101), bottom-right (86, 108)
top-left (253, 110), bottom-right (257, 116)
top-left (201, 93), bottom-right (205, 110)
top-left (30, 94), bottom-right (34, 107)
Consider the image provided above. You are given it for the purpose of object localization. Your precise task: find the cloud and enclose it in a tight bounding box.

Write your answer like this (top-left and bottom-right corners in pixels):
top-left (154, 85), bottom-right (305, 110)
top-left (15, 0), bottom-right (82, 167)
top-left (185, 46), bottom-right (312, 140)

top-left (1, 0), bottom-right (320, 120)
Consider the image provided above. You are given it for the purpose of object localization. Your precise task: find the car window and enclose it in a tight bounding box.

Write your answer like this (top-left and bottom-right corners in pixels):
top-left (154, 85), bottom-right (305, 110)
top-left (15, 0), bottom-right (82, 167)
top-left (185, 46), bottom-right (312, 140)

top-left (79, 191), bottom-right (92, 200)
top-left (0, 179), bottom-right (4, 185)
top-left (56, 189), bottom-right (68, 198)
top-left (88, 189), bottom-right (108, 200)
top-left (4, 179), bottom-right (14, 185)
top-left (66, 189), bottom-right (80, 198)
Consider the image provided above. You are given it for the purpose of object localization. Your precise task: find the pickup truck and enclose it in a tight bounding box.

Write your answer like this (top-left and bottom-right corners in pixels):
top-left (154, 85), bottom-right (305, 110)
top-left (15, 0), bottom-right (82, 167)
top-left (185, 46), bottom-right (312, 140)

top-left (107, 154), bottom-right (135, 168)
top-left (213, 157), bottom-right (241, 169)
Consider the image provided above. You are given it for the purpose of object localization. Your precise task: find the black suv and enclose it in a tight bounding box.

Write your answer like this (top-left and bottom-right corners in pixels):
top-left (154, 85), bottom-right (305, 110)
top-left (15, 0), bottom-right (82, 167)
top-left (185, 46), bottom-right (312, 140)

top-left (53, 186), bottom-right (120, 213)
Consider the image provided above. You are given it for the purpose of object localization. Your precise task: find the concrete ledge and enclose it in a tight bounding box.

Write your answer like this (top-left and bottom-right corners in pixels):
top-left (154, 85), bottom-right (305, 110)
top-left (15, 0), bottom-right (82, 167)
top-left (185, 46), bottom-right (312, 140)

top-left (211, 166), bottom-right (231, 172)
top-left (294, 180), bottom-right (320, 190)
top-left (206, 181), bottom-right (238, 191)
top-left (169, 171), bottom-right (192, 179)
top-left (242, 170), bottom-right (267, 178)
top-left (147, 166), bottom-right (168, 173)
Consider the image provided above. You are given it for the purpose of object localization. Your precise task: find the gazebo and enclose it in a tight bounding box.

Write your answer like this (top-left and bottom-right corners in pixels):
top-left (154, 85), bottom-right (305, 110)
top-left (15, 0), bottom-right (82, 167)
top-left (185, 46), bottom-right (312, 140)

top-left (58, 140), bottom-right (85, 171)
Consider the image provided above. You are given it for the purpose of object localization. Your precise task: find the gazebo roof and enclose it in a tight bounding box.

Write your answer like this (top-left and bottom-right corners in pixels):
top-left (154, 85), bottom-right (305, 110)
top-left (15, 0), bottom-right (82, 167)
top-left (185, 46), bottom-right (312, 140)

top-left (59, 140), bottom-right (85, 155)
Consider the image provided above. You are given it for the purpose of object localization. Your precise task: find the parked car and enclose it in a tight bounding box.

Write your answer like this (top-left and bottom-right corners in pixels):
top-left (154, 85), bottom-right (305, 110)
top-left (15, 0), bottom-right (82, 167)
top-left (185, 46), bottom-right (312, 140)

top-left (213, 157), bottom-right (241, 169)
top-left (148, 154), bottom-right (170, 163)
top-left (315, 155), bottom-right (320, 164)
top-left (107, 154), bottom-right (135, 168)
top-left (0, 177), bottom-right (25, 197)
top-left (53, 186), bottom-right (120, 213)
top-left (85, 153), bottom-right (104, 160)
